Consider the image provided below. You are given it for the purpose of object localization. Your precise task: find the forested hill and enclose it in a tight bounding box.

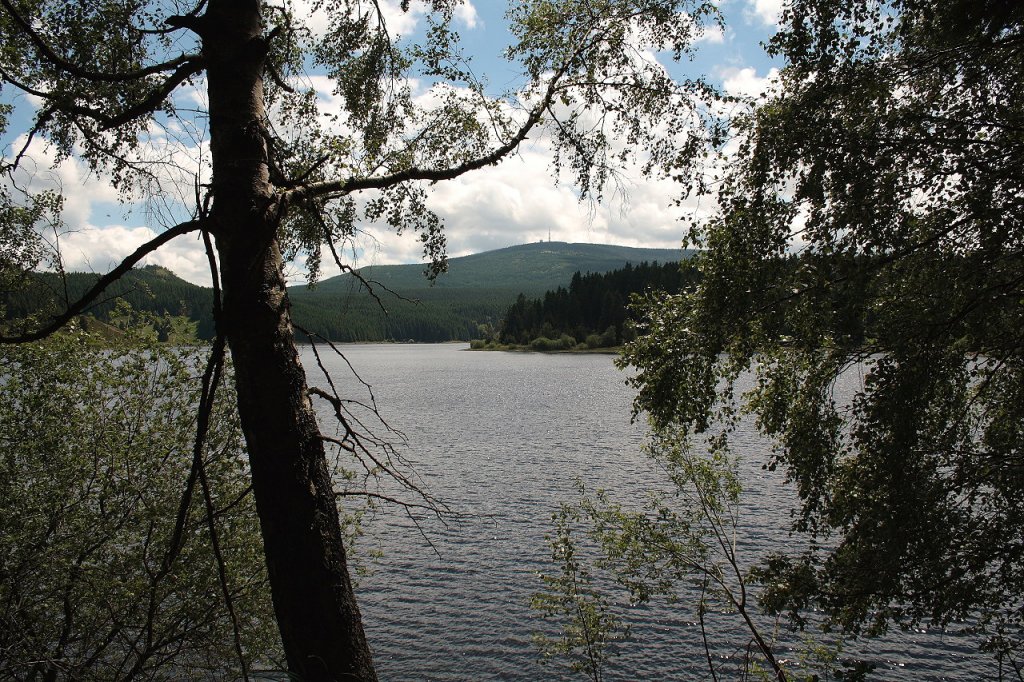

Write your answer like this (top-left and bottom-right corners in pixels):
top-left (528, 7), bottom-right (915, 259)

top-left (288, 242), bottom-right (688, 341)
top-left (298, 242), bottom-right (688, 294)
top-left (4, 242), bottom-right (688, 342)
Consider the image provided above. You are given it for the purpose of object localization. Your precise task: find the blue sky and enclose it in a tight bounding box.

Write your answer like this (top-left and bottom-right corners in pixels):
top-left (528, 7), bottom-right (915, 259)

top-left (461, 1), bottom-right (781, 92)
top-left (2, 0), bottom-right (784, 285)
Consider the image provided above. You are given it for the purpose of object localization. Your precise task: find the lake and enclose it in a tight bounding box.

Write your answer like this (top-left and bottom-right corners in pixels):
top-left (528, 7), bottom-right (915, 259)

top-left (303, 343), bottom-right (994, 681)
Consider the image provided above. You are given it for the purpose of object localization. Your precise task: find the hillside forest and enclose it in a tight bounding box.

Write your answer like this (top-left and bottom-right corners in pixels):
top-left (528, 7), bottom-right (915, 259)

top-left (493, 261), bottom-right (696, 350)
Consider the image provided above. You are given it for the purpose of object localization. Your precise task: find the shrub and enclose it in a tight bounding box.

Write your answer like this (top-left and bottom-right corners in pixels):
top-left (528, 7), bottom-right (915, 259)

top-left (0, 334), bottom-right (280, 680)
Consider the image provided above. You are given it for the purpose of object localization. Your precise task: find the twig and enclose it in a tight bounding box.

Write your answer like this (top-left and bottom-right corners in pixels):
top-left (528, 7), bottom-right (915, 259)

top-left (196, 433), bottom-right (250, 681)
top-left (699, 572), bottom-right (719, 682)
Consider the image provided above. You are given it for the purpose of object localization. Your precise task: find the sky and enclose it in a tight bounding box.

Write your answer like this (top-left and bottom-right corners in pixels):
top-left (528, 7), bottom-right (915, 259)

top-left (3, 0), bottom-right (784, 286)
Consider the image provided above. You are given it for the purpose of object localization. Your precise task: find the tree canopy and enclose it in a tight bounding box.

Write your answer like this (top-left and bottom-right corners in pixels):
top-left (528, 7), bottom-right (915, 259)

top-left (623, 0), bottom-right (1024, 668)
top-left (0, 1), bottom-right (727, 679)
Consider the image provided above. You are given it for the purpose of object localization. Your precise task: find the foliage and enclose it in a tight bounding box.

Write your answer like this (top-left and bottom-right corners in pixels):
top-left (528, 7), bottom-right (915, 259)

top-left (527, 334), bottom-right (574, 351)
top-left (533, 431), bottom-right (807, 680)
top-left (0, 331), bottom-right (280, 680)
top-left (622, 0), bottom-right (1024, 669)
top-left (532, 501), bottom-right (627, 682)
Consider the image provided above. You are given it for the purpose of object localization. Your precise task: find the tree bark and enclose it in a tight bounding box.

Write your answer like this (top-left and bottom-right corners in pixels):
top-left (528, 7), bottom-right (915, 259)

top-left (203, 2), bottom-right (377, 680)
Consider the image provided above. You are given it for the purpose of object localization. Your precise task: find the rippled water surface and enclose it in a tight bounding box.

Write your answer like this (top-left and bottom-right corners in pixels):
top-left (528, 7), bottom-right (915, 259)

top-left (303, 343), bottom-right (994, 681)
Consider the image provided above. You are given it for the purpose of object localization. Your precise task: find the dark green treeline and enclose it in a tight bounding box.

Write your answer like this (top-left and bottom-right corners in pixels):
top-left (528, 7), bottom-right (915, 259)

top-left (497, 261), bottom-right (698, 348)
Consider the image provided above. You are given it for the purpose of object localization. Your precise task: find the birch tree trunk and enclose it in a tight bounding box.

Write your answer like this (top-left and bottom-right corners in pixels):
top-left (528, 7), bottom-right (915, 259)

top-left (204, 3), bottom-right (377, 679)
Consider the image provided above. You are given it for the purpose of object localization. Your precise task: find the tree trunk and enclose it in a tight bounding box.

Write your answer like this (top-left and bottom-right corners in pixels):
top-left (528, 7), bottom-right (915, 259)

top-left (203, 2), bottom-right (377, 680)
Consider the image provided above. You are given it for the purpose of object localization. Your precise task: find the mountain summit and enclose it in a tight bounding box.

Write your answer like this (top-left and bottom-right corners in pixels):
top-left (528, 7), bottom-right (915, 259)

top-left (297, 241), bottom-right (687, 294)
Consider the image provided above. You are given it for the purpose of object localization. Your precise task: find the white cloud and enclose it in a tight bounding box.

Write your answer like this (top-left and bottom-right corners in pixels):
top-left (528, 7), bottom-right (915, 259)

top-left (407, 145), bottom-right (692, 263)
top-left (746, 0), bottom-right (784, 27)
top-left (55, 225), bottom-right (211, 285)
top-left (721, 65), bottom-right (780, 100)
top-left (376, 0), bottom-right (424, 38)
top-left (291, 0), bottom-right (427, 40)
top-left (454, 1), bottom-right (481, 30)
top-left (696, 24), bottom-right (726, 44)
top-left (304, 73), bottom-right (348, 114)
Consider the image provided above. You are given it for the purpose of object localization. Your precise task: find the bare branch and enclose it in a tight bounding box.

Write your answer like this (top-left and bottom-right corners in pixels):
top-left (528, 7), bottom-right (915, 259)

top-left (307, 385), bottom-right (445, 515)
top-left (196, 425), bottom-right (250, 682)
top-left (164, 339), bottom-right (225, 574)
top-left (698, 574), bottom-right (719, 682)
top-left (299, 203), bottom-right (418, 312)
top-left (335, 490), bottom-right (440, 513)
top-left (161, 227), bottom-right (249, 677)
top-left (0, 58), bottom-right (205, 131)
top-left (283, 56), bottom-right (573, 204)
top-left (0, 219), bottom-right (201, 343)
top-left (296, 325), bottom-right (387, 422)
top-left (299, 323), bottom-right (374, 413)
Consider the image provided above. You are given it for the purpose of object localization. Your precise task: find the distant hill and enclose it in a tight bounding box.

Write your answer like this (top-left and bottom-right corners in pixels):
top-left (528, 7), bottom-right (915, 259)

top-left (288, 242), bottom-right (690, 341)
top-left (4, 242), bottom-right (691, 342)
top-left (300, 242), bottom-right (688, 295)
top-left (3, 265), bottom-right (216, 339)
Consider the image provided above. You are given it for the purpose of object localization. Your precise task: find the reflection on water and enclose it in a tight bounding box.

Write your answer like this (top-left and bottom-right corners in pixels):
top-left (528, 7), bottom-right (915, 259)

top-left (303, 343), bottom-right (994, 681)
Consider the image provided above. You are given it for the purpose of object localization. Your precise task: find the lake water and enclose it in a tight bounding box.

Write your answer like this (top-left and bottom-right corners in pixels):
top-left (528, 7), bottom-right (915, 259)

top-left (303, 343), bottom-right (995, 681)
